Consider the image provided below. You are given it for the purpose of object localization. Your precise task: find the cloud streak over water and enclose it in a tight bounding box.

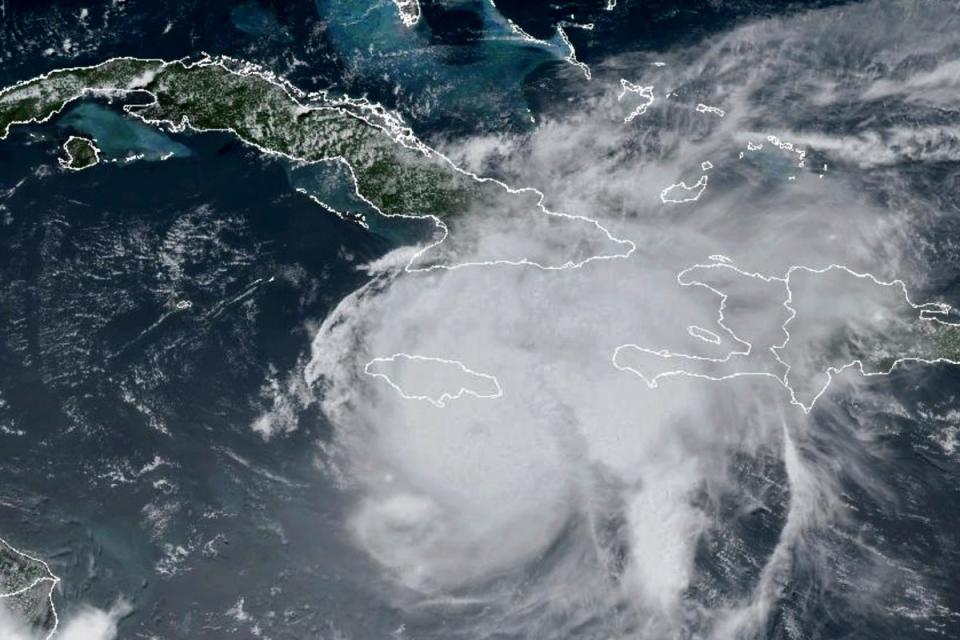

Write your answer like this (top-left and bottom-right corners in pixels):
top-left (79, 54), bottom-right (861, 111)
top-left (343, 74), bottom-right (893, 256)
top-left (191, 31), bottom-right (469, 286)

top-left (273, 1), bottom-right (960, 636)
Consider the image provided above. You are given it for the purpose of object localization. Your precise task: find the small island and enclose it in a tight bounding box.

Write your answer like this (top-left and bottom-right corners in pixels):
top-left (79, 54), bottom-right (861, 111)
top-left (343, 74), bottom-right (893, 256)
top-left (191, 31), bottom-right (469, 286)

top-left (0, 55), bottom-right (478, 220)
top-left (0, 55), bottom-right (627, 270)
top-left (58, 135), bottom-right (101, 170)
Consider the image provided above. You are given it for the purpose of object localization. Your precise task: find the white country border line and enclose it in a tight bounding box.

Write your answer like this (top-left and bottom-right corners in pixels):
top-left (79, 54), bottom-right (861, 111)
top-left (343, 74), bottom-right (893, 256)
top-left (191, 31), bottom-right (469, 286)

top-left (139, 54), bottom-right (631, 272)
top-left (391, 0), bottom-right (421, 27)
top-left (612, 344), bottom-right (785, 393)
top-left (695, 103), bottom-right (726, 118)
top-left (0, 536), bottom-right (60, 640)
top-left (363, 354), bottom-right (503, 408)
top-left (486, 0), bottom-right (591, 80)
top-left (57, 135), bottom-right (102, 171)
top-left (617, 79), bottom-right (655, 124)
top-left (0, 55), bottom-right (634, 272)
top-left (612, 258), bottom-right (960, 414)
top-left (554, 24), bottom-right (592, 81)
top-left (775, 264), bottom-right (960, 413)
top-left (316, 149), bottom-right (634, 274)
top-left (0, 54), bottom-right (633, 273)
top-left (660, 175), bottom-right (709, 203)
top-left (687, 325), bottom-right (722, 345)
top-left (0, 56), bottom-right (170, 141)
top-left (612, 260), bottom-right (786, 390)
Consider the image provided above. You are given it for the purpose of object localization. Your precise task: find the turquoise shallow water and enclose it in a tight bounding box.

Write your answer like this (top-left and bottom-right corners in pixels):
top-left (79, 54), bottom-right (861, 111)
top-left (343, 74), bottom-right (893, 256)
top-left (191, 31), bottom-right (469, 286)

top-left (0, 126), bottom-right (400, 638)
top-left (316, 0), bottom-right (577, 131)
top-left (230, 0), bottom-right (290, 39)
top-left (4, 1), bottom-right (960, 639)
top-left (58, 103), bottom-right (192, 163)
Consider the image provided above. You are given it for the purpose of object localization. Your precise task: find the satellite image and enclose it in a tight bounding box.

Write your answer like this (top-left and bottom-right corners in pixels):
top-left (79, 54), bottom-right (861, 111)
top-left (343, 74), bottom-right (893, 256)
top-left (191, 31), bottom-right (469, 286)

top-left (2, 0), bottom-right (960, 638)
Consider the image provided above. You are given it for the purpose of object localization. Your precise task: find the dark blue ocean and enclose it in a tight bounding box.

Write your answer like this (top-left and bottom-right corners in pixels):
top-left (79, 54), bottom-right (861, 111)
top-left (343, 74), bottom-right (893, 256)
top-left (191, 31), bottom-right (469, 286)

top-left (2, 2), bottom-right (960, 639)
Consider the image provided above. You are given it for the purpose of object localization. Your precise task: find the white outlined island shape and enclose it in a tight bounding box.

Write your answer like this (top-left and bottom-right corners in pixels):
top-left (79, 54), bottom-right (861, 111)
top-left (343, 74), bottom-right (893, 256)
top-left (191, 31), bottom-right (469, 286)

top-left (364, 354), bottom-right (503, 408)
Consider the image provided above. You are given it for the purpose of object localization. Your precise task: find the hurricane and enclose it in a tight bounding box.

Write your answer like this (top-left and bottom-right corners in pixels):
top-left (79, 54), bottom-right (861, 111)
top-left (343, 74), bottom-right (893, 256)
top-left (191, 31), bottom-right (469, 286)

top-left (3, 0), bottom-right (960, 638)
top-left (290, 1), bottom-right (960, 637)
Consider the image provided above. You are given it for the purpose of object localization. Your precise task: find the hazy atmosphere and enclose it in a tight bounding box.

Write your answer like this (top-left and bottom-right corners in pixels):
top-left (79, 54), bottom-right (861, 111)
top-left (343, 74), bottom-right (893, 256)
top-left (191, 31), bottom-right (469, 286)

top-left (2, 0), bottom-right (960, 638)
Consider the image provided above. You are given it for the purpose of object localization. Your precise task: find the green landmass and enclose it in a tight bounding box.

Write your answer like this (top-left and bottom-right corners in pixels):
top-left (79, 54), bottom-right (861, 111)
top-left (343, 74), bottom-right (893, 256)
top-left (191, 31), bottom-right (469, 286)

top-left (832, 310), bottom-right (960, 373)
top-left (875, 315), bottom-right (960, 369)
top-left (61, 136), bottom-right (100, 170)
top-left (0, 56), bottom-right (481, 219)
top-left (926, 319), bottom-right (960, 360)
top-left (0, 540), bottom-right (58, 632)
top-left (0, 540), bottom-right (49, 594)
top-left (0, 57), bottom-right (162, 138)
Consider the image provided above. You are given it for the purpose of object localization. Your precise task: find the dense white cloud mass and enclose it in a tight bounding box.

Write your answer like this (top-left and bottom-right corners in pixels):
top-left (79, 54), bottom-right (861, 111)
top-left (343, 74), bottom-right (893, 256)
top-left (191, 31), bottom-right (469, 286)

top-left (55, 603), bottom-right (129, 640)
top-left (0, 599), bottom-right (129, 640)
top-left (282, 0), bottom-right (960, 637)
